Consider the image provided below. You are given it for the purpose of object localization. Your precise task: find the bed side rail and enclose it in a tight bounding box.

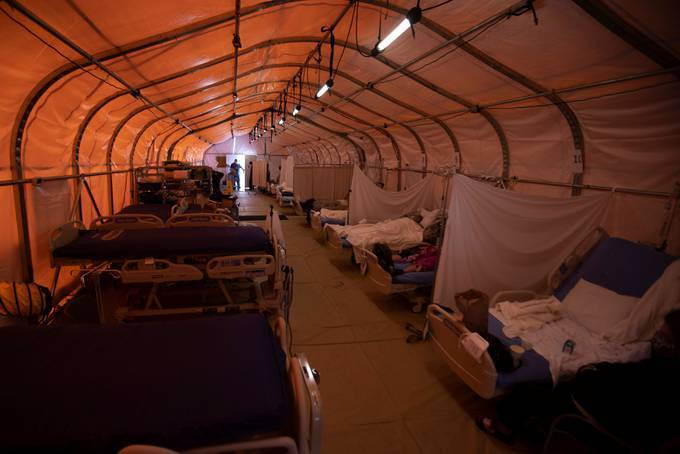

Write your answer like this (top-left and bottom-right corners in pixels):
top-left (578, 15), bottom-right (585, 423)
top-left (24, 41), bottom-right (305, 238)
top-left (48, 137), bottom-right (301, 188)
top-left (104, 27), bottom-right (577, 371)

top-left (91, 214), bottom-right (164, 230)
top-left (49, 221), bottom-right (86, 266)
top-left (547, 227), bottom-right (608, 292)
top-left (119, 259), bottom-right (204, 284)
top-left (426, 304), bottom-right (498, 399)
top-left (166, 212), bottom-right (237, 227)
top-left (290, 354), bottom-right (322, 454)
top-left (358, 248), bottom-right (393, 295)
top-left (206, 255), bottom-right (276, 279)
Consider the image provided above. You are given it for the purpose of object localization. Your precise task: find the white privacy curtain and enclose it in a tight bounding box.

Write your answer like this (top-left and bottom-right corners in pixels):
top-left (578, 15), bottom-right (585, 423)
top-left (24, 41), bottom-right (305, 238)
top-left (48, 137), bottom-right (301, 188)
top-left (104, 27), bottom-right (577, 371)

top-left (279, 156), bottom-right (295, 190)
top-left (348, 165), bottom-right (441, 224)
top-left (433, 175), bottom-right (611, 309)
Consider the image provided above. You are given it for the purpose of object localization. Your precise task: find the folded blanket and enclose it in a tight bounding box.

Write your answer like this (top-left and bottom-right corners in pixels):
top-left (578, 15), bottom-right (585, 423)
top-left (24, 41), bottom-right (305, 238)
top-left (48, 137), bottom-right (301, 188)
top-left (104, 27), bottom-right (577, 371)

top-left (496, 296), bottom-right (562, 337)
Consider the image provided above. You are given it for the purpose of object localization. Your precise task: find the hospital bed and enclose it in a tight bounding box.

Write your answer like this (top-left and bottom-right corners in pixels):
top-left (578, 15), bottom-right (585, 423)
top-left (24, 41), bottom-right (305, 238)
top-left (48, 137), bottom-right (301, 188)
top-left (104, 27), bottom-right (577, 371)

top-left (358, 247), bottom-right (435, 313)
top-left (427, 231), bottom-right (677, 399)
top-left (49, 216), bottom-right (287, 321)
top-left (310, 209), bottom-right (348, 237)
top-left (276, 185), bottom-right (295, 207)
top-left (0, 314), bottom-right (321, 454)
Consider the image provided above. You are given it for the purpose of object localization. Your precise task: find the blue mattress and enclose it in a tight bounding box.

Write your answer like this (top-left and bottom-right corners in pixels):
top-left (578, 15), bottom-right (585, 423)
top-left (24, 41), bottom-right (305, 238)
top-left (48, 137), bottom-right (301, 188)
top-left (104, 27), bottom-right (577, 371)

top-left (53, 226), bottom-right (273, 261)
top-left (0, 314), bottom-right (290, 452)
top-left (489, 313), bottom-right (552, 389)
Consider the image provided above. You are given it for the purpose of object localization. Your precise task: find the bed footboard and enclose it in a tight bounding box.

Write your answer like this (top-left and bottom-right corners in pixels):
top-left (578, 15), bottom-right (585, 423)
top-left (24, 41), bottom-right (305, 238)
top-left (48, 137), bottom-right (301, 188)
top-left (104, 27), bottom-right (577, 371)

top-left (426, 305), bottom-right (498, 399)
top-left (290, 354), bottom-right (322, 454)
top-left (166, 213), bottom-right (237, 227)
top-left (91, 214), bottom-right (164, 230)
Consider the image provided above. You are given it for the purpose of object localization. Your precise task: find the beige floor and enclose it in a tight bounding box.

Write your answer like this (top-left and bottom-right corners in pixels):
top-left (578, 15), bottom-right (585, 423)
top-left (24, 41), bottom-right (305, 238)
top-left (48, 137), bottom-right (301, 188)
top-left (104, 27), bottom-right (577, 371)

top-left (238, 191), bottom-right (536, 454)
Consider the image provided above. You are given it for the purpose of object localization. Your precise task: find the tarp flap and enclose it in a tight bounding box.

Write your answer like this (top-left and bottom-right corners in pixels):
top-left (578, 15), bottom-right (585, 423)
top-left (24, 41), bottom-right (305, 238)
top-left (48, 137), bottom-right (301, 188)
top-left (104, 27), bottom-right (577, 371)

top-left (348, 165), bottom-right (441, 224)
top-left (433, 175), bottom-right (611, 308)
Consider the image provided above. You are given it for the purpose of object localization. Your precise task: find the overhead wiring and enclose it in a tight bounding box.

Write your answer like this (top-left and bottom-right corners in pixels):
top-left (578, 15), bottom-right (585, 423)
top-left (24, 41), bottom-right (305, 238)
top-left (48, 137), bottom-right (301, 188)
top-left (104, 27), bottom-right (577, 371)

top-left (0, 5), bottom-right (125, 91)
top-left (421, 0), bottom-right (455, 13)
top-left (486, 79), bottom-right (680, 111)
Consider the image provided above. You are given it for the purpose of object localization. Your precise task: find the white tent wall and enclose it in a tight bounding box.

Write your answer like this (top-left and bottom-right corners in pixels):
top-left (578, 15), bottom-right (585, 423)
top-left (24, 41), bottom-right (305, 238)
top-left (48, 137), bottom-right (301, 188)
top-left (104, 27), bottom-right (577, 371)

top-left (293, 165), bottom-right (353, 202)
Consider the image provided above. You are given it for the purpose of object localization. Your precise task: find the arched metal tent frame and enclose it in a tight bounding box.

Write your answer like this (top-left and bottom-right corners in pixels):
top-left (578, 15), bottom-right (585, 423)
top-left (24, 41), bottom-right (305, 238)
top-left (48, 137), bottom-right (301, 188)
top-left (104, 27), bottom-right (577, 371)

top-left (4, 0), bottom-right (675, 280)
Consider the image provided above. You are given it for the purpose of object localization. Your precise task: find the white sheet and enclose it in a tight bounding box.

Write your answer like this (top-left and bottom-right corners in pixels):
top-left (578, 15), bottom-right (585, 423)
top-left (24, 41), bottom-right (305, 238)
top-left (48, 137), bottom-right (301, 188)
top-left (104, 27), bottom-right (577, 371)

top-left (320, 208), bottom-right (347, 221)
top-left (348, 166), bottom-right (441, 225)
top-left (603, 260), bottom-right (680, 344)
top-left (332, 217), bottom-right (424, 251)
top-left (491, 307), bottom-right (650, 384)
top-left (434, 175), bottom-right (611, 309)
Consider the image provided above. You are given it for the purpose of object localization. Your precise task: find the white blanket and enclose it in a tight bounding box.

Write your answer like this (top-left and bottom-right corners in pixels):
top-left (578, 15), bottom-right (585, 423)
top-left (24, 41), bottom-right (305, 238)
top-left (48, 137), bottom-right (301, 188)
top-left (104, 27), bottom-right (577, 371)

top-left (332, 218), bottom-right (423, 251)
top-left (491, 307), bottom-right (650, 384)
top-left (603, 260), bottom-right (680, 344)
top-left (496, 296), bottom-right (562, 338)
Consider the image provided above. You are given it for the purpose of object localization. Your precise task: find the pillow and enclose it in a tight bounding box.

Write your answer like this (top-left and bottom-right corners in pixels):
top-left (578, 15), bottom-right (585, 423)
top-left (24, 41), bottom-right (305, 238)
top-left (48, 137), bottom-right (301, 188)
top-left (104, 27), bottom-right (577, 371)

top-left (562, 279), bottom-right (639, 335)
top-left (420, 208), bottom-right (440, 229)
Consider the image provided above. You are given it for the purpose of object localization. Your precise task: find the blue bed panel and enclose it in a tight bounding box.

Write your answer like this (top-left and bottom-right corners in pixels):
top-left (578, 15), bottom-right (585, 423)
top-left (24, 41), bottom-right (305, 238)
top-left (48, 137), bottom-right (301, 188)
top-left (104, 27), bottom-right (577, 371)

top-left (488, 313), bottom-right (552, 389)
top-left (392, 271), bottom-right (436, 285)
top-left (0, 314), bottom-right (290, 452)
top-left (554, 237), bottom-right (677, 300)
top-left (320, 217), bottom-right (345, 226)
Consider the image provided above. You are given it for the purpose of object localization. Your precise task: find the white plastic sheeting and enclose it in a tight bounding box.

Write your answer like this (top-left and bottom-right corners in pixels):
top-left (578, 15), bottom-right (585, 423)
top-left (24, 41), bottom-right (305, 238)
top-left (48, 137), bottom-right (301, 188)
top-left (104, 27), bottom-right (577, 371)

top-left (433, 175), bottom-right (611, 308)
top-left (348, 166), bottom-right (443, 224)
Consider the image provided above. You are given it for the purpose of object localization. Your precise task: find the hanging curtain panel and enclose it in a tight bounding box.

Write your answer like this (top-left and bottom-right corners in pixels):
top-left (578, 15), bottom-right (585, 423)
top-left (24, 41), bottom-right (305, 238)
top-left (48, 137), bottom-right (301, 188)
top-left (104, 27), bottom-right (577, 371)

top-left (433, 175), bottom-right (611, 309)
top-left (348, 166), bottom-right (442, 224)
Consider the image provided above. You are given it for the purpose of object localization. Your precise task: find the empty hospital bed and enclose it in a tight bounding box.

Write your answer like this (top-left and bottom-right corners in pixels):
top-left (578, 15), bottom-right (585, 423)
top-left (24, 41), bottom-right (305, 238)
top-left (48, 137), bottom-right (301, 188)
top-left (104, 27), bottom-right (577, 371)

top-left (0, 314), bottom-right (321, 453)
top-left (49, 219), bottom-right (286, 321)
top-left (427, 234), bottom-right (678, 399)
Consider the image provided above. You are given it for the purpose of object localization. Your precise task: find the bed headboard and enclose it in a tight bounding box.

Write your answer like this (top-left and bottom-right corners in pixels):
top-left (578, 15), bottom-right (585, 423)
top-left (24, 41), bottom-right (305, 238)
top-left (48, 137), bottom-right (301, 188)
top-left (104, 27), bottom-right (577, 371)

top-left (554, 237), bottom-right (678, 300)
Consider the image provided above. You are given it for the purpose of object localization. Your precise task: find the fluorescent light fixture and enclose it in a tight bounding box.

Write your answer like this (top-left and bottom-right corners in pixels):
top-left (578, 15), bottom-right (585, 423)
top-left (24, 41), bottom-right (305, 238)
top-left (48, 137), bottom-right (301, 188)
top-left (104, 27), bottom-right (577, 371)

top-left (377, 18), bottom-right (410, 52)
top-left (316, 79), bottom-right (334, 99)
top-left (375, 7), bottom-right (422, 53)
top-left (292, 105), bottom-right (301, 116)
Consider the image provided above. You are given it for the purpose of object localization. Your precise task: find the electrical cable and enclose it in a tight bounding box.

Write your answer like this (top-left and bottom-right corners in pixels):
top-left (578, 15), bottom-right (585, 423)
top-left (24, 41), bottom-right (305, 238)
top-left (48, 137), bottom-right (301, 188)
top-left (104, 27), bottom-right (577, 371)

top-left (0, 5), bottom-right (125, 90)
top-left (333, 1), bottom-right (356, 77)
top-left (422, 0), bottom-right (455, 12)
top-left (486, 79), bottom-right (680, 110)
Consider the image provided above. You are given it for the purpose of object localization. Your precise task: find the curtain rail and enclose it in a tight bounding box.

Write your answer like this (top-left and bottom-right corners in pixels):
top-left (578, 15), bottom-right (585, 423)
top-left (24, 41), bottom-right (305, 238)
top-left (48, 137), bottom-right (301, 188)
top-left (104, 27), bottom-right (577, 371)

top-left (365, 165), bottom-right (675, 198)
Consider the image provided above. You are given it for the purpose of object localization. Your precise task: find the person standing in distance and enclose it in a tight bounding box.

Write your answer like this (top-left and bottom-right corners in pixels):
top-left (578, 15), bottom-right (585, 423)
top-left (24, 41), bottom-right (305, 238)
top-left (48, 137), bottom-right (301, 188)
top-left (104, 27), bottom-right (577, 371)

top-left (230, 159), bottom-right (243, 191)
